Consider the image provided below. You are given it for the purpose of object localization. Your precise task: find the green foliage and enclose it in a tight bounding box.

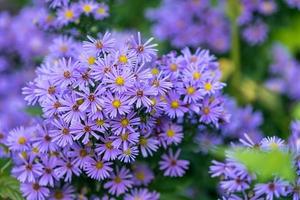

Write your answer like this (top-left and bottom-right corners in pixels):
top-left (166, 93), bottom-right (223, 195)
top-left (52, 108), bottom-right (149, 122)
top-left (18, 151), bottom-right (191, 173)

top-left (232, 148), bottom-right (296, 182)
top-left (0, 158), bottom-right (24, 200)
top-left (25, 106), bottom-right (43, 116)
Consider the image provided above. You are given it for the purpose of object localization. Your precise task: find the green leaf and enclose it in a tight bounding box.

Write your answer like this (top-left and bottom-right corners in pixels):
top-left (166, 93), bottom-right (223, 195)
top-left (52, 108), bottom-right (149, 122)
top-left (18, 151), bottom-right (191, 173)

top-left (0, 159), bottom-right (24, 200)
top-left (232, 148), bottom-right (296, 182)
top-left (25, 106), bottom-right (43, 116)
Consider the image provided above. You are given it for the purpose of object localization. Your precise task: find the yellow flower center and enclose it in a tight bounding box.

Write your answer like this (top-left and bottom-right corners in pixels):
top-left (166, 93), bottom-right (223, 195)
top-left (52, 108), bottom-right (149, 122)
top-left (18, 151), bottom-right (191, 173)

top-left (170, 63), bottom-right (178, 71)
top-left (119, 55), bottom-right (128, 64)
top-left (151, 68), bottom-right (159, 75)
top-left (114, 176), bottom-right (122, 183)
top-left (170, 100), bottom-right (179, 109)
top-left (124, 148), bottom-right (131, 155)
top-left (204, 83), bottom-right (212, 91)
top-left (121, 133), bottom-right (129, 141)
top-left (105, 141), bottom-right (113, 149)
top-left (193, 72), bottom-right (201, 80)
top-left (54, 191), bottom-right (64, 199)
top-left (96, 119), bottom-right (104, 126)
top-left (270, 142), bottom-right (279, 149)
top-left (76, 99), bottom-right (84, 105)
top-left (112, 99), bottom-right (121, 108)
top-left (150, 98), bottom-right (157, 106)
top-left (83, 4), bottom-right (92, 13)
top-left (186, 86), bottom-right (195, 95)
top-left (32, 147), bottom-right (39, 153)
top-left (139, 137), bottom-right (148, 146)
top-left (203, 107), bottom-right (210, 115)
top-left (60, 45), bottom-right (68, 53)
top-left (95, 161), bottom-right (104, 169)
top-left (64, 10), bottom-right (74, 20)
top-left (97, 7), bottom-right (106, 14)
top-left (87, 56), bottom-right (96, 65)
top-left (135, 172), bottom-right (145, 180)
top-left (121, 118), bottom-right (129, 127)
top-left (115, 76), bottom-right (125, 86)
top-left (18, 137), bottom-right (27, 145)
top-left (166, 129), bottom-right (175, 137)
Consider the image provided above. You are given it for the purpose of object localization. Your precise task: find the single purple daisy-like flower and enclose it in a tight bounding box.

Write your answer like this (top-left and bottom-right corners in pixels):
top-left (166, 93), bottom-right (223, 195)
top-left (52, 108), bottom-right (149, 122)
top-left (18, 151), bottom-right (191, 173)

top-left (93, 3), bottom-right (109, 20)
top-left (165, 91), bottom-right (188, 118)
top-left (50, 119), bottom-right (74, 147)
top-left (7, 126), bottom-right (30, 151)
top-left (118, 145), bottom-right (139, 163)
top-left (56, 5), bottom-right (80, 26)
top-left (161, 123), bottom-right (183, 146)
top-left (110, 112), bottom-right (140, 135)
top-left (220, 173), bottom-right (250, 193)
top-left (104, 67), bottom-right (135, 93)
top-left (95, 134), bottom-right (121, 161)
top-left (71, 118), bottom-right (99, 144)
top-left (104, 167), bottom-right (133, 196)
top-left (243, 21), bottom-right (269, 45)
top-left (39, 157), bottom-right (59, 187)
top-left (48, 184), bottom-right (76, 200)
top-left (103, 92), bottom-right (131, 118)
top-left (254, 179), bottom-right (288, 200)
top-left (132, 163), bottom-right (154, 186)
top-left (12, 158), bottom-right (43, 183)
top-left (83, 32), bottom-right (115, 55)
top-left (124, 188), bottom-right (159, 200)
top-left (59, 92), bottom-right (85, 123)
top-left (130, 32), bottom-right (158, 62)
top-left (84, 157), bottom-right (113, 181)
top-left (20, 182), bottom-right (50, 200)
top-left (54, 157), bottom-right (81, 182)
top-left (68, 144), bottom-right (92, 168)
top-left (128, 82), bottom-right (158, 108)
top-left (78, 0), bottom-right (97, 16)
top-left (159, 149), bottom-right (189, 177)
top-left (139, 134), bottom-right (159, 157)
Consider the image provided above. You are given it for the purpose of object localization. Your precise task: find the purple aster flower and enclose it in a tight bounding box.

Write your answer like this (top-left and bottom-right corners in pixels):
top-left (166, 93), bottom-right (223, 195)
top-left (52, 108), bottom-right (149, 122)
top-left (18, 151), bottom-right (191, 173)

top-left (93, 3), bottom-right (109, 20)
top-left (243, 21), bottom-right (269, 45)
top-left (151, 72), bottom-right (172, 95)
top-left (46, 0), bottom-right (69, 8)
top-left (118, 145), bottom-right (139, 163)
top-left (124, 188), bottom-right (159, 200)
top-left (159, 149), bottom-right (189, 177)
top-left (83, 32), bottom-right (115, 55)
top-left (50, 119), bottom-right (74, 147)
top-left (199, 98), bottom-right (223, 126)
top-left (7, 126), bottom-right (30, 151)
top-left (51, 58), bottom-right (77, 89)
top-left (71, 118), bottom-right (99, 144)
top-left (20, 182), bottom-right (50, 200)
top-left (128, 82), bottom-right (158, 108)
top-left (103, 92), bottom-right (131, 118)
top-left (104, 167), bottom-right (133, 196)
top-left (49, 36), bottom-right (78, 59)
top-left (161, 123), bottom-right (183, 146)
top-left (132, 163), bottom-right (154, 186)
top-left (78, 0), bottom-right (97, 16)
top-left (84, 157), bottom-right (113, 181)
top-left (130, 32), bottom-right (158, 62)
top-left (104, 67), bottom-right (135, 93)
top-left (260, 136), bottom-right (286, 151)
top-left (110, 112), bottom-right (140, 135)
top-left (55, 157), bottom-right (81, 182)
top-left (32, 123), bottom-right (58, 153)
top-left (138, 133), bottom-right (159, 157)
top-left (220, 173), bottom-right (250, 193)
top-left (110, 130), bottom-right (139, 151)
top-left (39, 157), bottom-right (59, 187)
top-left (165, 91), bottom-right (188, 118)
top-left (12, 157), bottom-right (43, 183)
top-left (49, 184), bottom-right (76, 200)
top-left (68, 143), bottom-right (92, 168)
top-left (59, 92), bottom-right (86, 123)
top-left (91, 54), bottom-right (114, 81)
top-left (254, 179), bottom-right (288, 200)
top-left (95, 134), bottom-right (121, 161)
top-left (56, 5), bottom-right (80, 26)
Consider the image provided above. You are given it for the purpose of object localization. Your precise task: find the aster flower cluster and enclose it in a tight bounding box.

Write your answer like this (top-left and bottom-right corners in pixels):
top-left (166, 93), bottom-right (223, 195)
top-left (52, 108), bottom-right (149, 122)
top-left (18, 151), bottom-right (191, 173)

top-left (146, 0), bottom-right (231, 53)
top-left (147, 0), bottom-right (277, 52)
top-left (210, 121), bottom-right (300, 200)
top-left (265, 44), bottom-right (300, 100)
top-left (36, 0), bottom-right (109, 30)
top-left (0, 7), bottom-right (51, 157)
top-left (6, 32), bottom-right (228, 199)
top-left (194, 96), bottom-right (263, 154)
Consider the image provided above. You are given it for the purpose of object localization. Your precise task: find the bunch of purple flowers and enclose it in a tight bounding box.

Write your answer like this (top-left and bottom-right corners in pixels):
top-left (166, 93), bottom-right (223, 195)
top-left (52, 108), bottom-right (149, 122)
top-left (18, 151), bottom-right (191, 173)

top-left (36, 0), bottom-right (109, 30)
top-left (147, 0), bottom-right (277, 52)
top-left (265, 44), bottom-right (300, 100)
top-left (210, 121), bottom-right (300, 200)
top-left (5, 32), bottom-right (228, 199)
top-left (195, 96), bottom-right (263, 154)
